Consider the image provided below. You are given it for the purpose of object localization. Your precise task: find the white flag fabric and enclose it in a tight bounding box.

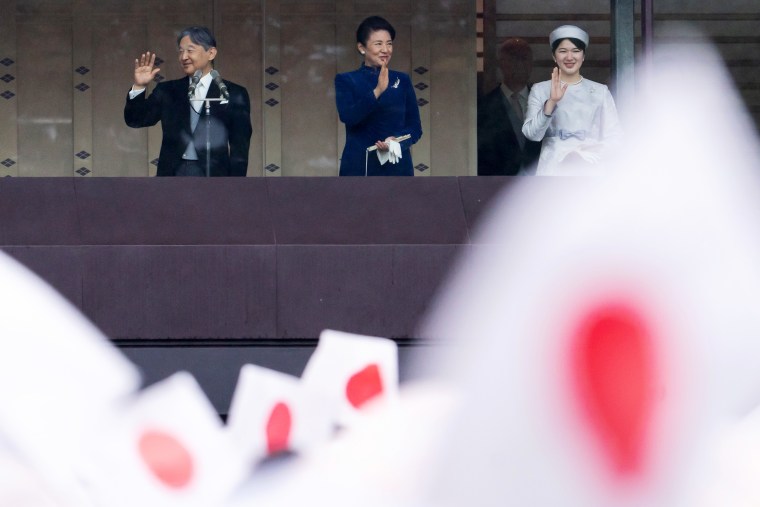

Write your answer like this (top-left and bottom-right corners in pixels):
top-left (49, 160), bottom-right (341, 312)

top-left (0, 251), bottom-right (140, 506)
top-left (689, 404), bottom-right (760, 507)
top-left (300, 329), bottom-right (399, 427)
top-left (226, 364), bottom-right (334, 464)
top-left (0, 449), bottom-right (81, 507)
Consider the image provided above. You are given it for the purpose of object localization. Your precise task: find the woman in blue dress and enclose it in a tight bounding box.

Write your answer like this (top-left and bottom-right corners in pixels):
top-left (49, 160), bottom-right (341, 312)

top-left (335, 16), bottom-right (423, 176)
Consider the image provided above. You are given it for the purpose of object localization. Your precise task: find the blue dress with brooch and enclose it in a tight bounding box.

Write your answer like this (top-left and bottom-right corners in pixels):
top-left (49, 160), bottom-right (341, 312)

top-left (335, 64), bottom-right (422, 176)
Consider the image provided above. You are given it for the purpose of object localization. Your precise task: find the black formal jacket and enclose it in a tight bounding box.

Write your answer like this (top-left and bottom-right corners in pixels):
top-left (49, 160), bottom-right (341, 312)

top-left (477, 84), bottom-right (541, 176)
top-left (125, 77), bottom-right (252, 176)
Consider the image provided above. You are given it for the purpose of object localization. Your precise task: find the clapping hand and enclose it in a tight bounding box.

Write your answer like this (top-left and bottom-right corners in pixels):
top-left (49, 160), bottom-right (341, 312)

top-left (373, 61), bottom-right (389, 99)
top-left (133, 51), bottom-right (161, 90)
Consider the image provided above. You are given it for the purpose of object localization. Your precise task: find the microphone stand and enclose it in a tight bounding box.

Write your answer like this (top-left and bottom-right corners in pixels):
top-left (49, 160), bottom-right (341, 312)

top-left (189, 96), bottom-right (226, 177)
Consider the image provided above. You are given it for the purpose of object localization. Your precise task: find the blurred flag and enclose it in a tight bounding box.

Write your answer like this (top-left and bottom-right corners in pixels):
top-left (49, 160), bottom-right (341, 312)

top-left (0, 448), bottom-right (80, 507)
top-left (226, 364), bottom-right (334, 464)
top-left (82, 372), bottom-right (247, 507)
top-left (689, 404), bottom-right (760, 507)
top-left (0, 251), bottom-right (140, 506)
top-left (416, 29), bottom-right (760, 507)
top-left (226, 380), bottom-right (459, 507)
top-left (301, 329), bottom-right (399, 427)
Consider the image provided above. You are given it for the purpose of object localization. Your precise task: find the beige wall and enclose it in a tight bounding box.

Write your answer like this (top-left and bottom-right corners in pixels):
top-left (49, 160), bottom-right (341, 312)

top-left (0, 0), bottom-right (477, 177)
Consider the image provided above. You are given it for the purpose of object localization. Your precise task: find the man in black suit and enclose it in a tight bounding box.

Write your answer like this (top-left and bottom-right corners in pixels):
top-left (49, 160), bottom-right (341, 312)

top-left (125, 26), bottom-right (252, 177)
top-left (477, 38), bottom-right (541, 176)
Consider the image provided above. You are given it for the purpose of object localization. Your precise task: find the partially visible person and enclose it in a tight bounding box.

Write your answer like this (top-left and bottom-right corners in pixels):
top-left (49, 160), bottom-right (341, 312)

top-left (125, 26), bottom-right (252, 177)
top-left (522, 25), bottom-right (622, 176)
top-left (335, 16), bottom-right (422, 176)
top-left (477, 38), bottom-right (541, 176)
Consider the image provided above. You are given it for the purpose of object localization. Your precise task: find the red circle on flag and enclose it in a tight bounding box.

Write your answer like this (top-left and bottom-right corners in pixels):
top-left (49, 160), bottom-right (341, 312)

top-left (345, 363), bottom-right (384, 409)
top-left (138, 429), bottom-right (194, 489)
top-left (570, 301), bottom-right (656, 478)
top-left (266, 402), bottom-right (293, 455)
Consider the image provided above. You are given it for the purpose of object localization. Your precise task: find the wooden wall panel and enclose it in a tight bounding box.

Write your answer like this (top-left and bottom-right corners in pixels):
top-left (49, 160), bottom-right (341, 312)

top-left (0, 0), bottom-right (19, 177)
top-left (73, 0), bottom-right (93, 177)
top-left (216, 0), bottom-right (264, 176)
top-left (280, 18), bottom-right (339, 176)
top-left (334, 0), bottom-right (354, 173)
top-left (410, 0), bottom-right (432, 176)
top-left (351, 0), bottom-right (413, 16)
top-left (92, 11), bottom-right (149, 177)
top-left (17, 5), bottom-right (73, 176)
top-left (262, 0), bottom-right (282, 177)
top-left (430, 11), bottom-right (477, 176)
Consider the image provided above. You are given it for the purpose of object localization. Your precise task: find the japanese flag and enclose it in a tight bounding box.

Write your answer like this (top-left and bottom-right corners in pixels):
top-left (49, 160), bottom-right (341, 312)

top-left (82, 372), bottom-right (247, 507)
top-left (226, 364), bottom-right (334, 464)
top-left (0, 250), bottom-right (140, 506)
top-left (225, 380), bottom-right (459, 507)
top-left (301, 329), bottom-right (399, 427)
top-left (416, 30), bottom-right (760, 507)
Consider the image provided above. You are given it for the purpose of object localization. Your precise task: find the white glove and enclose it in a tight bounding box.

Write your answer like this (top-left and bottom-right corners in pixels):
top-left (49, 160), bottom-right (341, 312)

top-left (377, 140), bottom-right (403, 165)
top-left (389, 140), bottom-right (402, 164)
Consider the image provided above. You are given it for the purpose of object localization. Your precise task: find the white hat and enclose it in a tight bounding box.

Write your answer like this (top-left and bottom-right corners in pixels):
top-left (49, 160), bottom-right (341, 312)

top-left (549, 25), bottom-right (589, 48)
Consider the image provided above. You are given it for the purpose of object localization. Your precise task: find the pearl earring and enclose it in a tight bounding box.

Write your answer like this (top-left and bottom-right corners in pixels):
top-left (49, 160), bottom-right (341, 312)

top-left (361, 51), bottom-right (365, 55)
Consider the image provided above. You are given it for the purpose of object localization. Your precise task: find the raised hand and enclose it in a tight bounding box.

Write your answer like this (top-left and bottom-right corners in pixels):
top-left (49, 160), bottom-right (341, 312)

top-left (550, 67), bottom-right (568, 101)
top-left (133, 52), bottom-right (161, 90)
top-left (374, 62), bottom-right (389, 99)
top-left (544, 67), bottom-right (567, 115)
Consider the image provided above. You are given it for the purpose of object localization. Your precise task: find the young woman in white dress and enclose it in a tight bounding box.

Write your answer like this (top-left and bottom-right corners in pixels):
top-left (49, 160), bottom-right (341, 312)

top-left (522, 25), bottom-right (623, 175)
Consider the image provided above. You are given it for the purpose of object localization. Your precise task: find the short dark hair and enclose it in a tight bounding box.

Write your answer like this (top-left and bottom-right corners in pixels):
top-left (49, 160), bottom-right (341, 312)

top-left (551, 37), bottom-right (586, 53)
top-left (499, 38), bottom-right (532, 60)
top-left (356, 16), bottom-right (396, 45)
top-left (177, 26), bottom-right (217, 50)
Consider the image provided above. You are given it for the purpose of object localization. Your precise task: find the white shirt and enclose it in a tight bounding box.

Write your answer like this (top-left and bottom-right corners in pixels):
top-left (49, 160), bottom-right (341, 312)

top-left (190, 73), bottom-right (213, 112)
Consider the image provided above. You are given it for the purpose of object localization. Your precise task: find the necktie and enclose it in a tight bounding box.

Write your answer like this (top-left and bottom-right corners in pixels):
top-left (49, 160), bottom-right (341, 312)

top-left (511, 91), bottom-right (524, 122)
top-left (183, 82), bottom-right (202, 161)
top-left (190, 82), bottom-right (202, 132)
top-left (508, 90), bottom-right (526, 151)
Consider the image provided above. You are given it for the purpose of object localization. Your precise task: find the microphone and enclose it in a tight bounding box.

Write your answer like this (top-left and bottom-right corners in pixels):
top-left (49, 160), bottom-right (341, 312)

top-left (187, 70), bottom-right (202, 99)
top-left (210, 70), bottom-right (230, 100)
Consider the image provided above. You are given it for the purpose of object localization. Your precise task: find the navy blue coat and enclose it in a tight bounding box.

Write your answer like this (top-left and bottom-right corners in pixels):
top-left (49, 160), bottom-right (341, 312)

top-left (125, 77), bottom-right (252, 176)
top-left (335, 65), bottom-right (422, 176)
